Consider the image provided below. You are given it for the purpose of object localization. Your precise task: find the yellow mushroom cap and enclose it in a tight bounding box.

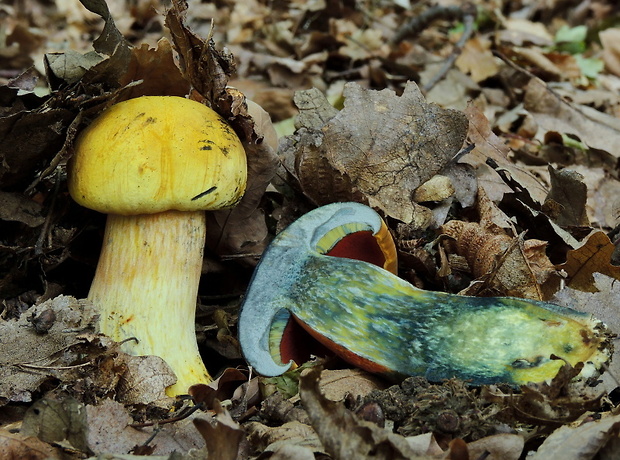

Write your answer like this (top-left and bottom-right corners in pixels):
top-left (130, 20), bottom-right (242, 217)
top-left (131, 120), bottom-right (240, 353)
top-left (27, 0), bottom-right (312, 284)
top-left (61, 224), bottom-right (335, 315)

top-left (68, 96), bottom-right (247, 215)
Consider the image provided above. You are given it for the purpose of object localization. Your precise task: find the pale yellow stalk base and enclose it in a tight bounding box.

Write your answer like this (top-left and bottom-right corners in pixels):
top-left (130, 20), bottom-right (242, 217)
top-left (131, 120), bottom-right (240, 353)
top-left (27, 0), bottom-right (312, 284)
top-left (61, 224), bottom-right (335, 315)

top-left (89, 210), bottom-right (212, 396)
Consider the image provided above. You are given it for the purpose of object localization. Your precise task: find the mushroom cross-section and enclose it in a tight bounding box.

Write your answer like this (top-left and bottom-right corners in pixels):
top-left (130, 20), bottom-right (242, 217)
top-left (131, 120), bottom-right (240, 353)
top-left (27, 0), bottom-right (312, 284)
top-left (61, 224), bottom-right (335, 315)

top-left (238, 202), bottom-right (612, 386)
top-left (68, 96), bottom-right (247, 396)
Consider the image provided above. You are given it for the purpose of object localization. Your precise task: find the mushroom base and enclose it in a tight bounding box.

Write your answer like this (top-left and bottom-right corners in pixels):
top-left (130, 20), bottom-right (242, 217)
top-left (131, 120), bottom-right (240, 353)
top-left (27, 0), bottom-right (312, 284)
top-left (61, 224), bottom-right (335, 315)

top-left (89, 210), bottom-right (211, 396)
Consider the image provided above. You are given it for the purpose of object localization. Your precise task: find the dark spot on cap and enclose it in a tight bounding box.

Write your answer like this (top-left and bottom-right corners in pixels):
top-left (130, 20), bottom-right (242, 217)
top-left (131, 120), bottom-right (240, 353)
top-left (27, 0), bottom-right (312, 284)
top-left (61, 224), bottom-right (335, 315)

top-left (192, 186), bottom-right (217, 201)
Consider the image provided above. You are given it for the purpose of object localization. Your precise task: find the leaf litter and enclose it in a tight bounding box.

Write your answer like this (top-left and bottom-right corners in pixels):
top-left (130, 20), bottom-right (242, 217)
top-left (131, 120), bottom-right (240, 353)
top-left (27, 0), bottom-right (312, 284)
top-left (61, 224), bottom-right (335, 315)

top-left (3, 0), bottom-right (620, 458)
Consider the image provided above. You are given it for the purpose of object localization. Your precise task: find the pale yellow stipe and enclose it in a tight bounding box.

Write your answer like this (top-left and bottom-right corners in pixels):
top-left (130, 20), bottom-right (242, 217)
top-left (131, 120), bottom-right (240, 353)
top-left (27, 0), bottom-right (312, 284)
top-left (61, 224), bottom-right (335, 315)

top-left (89, 211), bottom-right (211, 396)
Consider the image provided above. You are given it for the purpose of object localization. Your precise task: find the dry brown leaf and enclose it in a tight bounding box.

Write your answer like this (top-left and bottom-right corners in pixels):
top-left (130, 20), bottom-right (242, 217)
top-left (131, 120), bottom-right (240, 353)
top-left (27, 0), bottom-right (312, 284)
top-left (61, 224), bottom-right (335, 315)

top-left (600, 28), bottom-right (620, 77)
top-left (21, 396), bottom-right (89, 453)
top-left (523, 78), bottom-right (620, 157)
top-left (544, 165), bottom-right (589, 227)
top-left (115, 355), bottom-right (176, 406)
top-left (455, 37), bottom-right (499, 83)
top-left (466, 434), bottom-right (524, 460)
top-left (0, 191), bottom-right (44, 227)
top-left (442, 220), bottom-right (557, 299)
top-left (194, 401), bottom-right (244, 460)
top-left (323, 81), bottom-right (468, 224)
top-left (461, 104), bottom-right (548, 204)
top-left (0, 429), bottom-right (62, 460)
top-left (245, 420), bottom-right (326, 456)
top-left (558, 231), bottom-right (620, 292)
top-left (86, 398), bottom-right (206, 455)
top-left (118, 38), bottom-right (190, 99)
top-left (529, 413), bottom-right (620, 460)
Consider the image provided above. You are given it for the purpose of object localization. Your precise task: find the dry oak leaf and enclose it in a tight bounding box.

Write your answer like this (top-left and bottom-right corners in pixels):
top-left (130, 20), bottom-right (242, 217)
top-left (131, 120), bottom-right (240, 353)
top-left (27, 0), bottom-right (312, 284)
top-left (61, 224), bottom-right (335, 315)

top-left (323, 81), bottom-right (468, 224)
top-left (0, 429), bottom-right (62, 460)
top-left (557, 231), bottom-right (620, 292)
top-left (461, 104), bottom-right (548, 204)
top-left (442, 220), bottom-right (557, 300)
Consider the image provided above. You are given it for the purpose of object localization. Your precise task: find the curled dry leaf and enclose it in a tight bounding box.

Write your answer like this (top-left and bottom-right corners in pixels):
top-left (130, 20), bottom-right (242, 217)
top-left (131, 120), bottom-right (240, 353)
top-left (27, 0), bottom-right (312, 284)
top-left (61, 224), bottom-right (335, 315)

top-left (461, 104), bottom-right (548, 204)
top-left (529, 413), bottom-right (620, 460)
top-left (557, 231), bottom-right (620, 292)
top-left (194, 401), bottom-right (244, 460)
top-left (292, 87), bottom-right (363, 205)
top-left (441, 220), bottom-right (557, 299)
top-left (284, 82), bottom-right (467, 224)
top-left (118, 38), bottom-right (190, 99)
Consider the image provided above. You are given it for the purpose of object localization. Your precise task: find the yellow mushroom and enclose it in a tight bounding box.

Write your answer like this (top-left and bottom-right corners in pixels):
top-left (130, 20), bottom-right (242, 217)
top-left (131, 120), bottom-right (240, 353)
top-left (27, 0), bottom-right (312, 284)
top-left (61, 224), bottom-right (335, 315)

top-left (68, 96), bottom-right (247, 396)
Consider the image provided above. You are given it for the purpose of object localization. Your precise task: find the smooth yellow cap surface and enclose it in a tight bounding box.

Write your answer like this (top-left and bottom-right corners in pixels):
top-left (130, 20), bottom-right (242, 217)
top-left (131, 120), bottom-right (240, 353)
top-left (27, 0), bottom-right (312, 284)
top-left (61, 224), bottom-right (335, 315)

top-left (68, 96), bottom-right (247, 215)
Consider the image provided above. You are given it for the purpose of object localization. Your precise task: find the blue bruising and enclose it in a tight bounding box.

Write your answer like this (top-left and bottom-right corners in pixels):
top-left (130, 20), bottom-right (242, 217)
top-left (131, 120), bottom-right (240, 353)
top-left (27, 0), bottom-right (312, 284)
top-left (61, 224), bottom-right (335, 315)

top-left (238, 202), bottom-right (605, 384)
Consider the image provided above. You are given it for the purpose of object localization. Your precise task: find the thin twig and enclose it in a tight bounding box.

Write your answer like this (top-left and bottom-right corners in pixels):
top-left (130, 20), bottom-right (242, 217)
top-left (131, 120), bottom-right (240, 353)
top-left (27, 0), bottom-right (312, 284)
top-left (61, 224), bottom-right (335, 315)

top-left (129, 402), bottom-right (205, 428)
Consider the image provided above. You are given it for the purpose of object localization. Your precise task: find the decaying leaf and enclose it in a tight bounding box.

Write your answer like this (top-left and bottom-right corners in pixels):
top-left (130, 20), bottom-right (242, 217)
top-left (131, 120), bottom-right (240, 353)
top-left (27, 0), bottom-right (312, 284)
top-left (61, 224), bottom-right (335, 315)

top-left (544, 165), bottom-right (589, 227)
top-left (441, 220), bottom-right (558, 299)
top-left (461, 104), bottom-right (548, 204)
top-left (193, 401), bottom-right (245, 460)
top-left (529, 413), bottom-right (620, 460)
top-left (299, 367), bottom-right (426, 460)
top-left (557, 231), bottom-right (620, 292)
top-left (0, 429), bottom-right (62, 460)
top-left (523, 78), bottom-right (620, 158)
top-left (324, 82), bottom-right (468, 224)
top-left (21, 396), bottom-right (89, 453)
top-left (86, 398), bottom-right (206, 455)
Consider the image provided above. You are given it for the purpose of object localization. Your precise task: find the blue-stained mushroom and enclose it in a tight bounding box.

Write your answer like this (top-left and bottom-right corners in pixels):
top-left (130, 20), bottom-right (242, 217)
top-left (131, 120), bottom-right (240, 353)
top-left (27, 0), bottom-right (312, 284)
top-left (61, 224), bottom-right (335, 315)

top-left (238, 202), bottom-right (612, 385)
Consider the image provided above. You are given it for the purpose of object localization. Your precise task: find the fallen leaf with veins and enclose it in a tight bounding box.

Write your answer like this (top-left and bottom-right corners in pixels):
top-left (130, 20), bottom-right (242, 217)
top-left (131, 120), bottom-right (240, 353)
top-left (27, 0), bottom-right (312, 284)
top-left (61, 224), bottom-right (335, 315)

top-left (461, 103), bottom-right (549, 204)
top-left (324, 81), bottom-right (468, 224)
top-left (557, 231), bottom-right (620, 292)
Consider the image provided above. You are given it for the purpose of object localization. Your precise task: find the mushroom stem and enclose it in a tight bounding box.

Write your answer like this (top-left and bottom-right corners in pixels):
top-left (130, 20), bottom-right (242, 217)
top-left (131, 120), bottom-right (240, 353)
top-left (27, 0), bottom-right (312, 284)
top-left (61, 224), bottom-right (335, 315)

top-left (89, 210), bottom-right (211, 396)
